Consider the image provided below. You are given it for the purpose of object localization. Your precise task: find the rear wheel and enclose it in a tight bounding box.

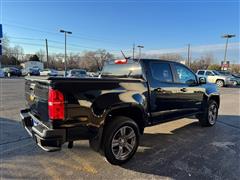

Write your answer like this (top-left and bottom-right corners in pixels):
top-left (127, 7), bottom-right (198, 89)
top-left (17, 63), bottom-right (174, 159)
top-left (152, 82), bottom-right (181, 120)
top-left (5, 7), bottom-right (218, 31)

top-left (216, 80), bottom-right (224, 87)
top-left (198, 100), bottom-right (218, 126)
top-left (7, 73), bottom-right (11, 78)
top-left (103, 116), bottom-right (139, 165)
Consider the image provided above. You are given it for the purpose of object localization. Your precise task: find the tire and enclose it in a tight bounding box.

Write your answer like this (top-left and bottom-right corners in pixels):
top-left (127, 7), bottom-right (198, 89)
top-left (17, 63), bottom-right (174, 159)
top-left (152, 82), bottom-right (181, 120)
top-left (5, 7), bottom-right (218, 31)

top-left (233, 81), bottom-right (237, 86)
top-left (198, 100), bottom-right (218, 127)
top-left (216, 80), bottom-right (224, 87)
top-left (103, 116), bottom-right (139, 165)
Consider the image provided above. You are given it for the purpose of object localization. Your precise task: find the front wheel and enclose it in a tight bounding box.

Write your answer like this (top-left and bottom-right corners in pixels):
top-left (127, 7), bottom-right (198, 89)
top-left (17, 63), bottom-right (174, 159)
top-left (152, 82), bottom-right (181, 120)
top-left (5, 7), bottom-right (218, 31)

top-left (216, 80), bottom-right (224, 87)
top-left (103, 116), bottom-right (139, 165)
top-left (198, 100), bottom-right (218, 126)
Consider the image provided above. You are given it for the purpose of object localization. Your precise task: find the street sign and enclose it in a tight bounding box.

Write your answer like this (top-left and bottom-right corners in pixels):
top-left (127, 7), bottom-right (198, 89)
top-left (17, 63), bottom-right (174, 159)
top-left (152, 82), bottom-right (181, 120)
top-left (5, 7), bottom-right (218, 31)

top-left (0, 24), bottom-right (2, 38)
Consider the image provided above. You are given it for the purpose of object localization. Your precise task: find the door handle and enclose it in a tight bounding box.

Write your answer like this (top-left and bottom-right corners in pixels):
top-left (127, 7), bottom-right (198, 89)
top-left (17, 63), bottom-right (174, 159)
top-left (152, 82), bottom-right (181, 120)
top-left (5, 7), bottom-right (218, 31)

top-left (154, 88), bottom-right (163, 92)
top-left (180, 88), bottom-right (187, 92)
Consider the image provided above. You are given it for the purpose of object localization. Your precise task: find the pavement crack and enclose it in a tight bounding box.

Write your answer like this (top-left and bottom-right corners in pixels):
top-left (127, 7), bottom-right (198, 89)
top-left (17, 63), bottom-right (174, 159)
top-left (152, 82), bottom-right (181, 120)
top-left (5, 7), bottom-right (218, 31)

top-left (0, 136), bottom-right (31, 146)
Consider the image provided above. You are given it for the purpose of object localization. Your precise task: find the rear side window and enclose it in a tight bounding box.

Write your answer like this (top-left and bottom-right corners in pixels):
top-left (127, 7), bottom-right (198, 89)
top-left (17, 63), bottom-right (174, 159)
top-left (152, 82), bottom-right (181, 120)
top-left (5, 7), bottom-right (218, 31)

top-left (150, 62), bottom-right (173, 83)
top-left (197, 71), bottom-right (205, 75)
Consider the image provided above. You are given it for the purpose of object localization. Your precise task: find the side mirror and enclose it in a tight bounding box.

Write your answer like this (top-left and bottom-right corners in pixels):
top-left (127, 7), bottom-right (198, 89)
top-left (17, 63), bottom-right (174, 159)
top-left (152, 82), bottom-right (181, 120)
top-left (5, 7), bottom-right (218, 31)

top-left (199, 77), bottom-right (206, 84)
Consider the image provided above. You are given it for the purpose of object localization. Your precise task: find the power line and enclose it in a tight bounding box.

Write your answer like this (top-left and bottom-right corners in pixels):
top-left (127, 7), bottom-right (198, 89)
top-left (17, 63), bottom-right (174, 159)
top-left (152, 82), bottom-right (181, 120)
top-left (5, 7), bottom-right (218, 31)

top-left (3, 23), bottom-right (121, 44)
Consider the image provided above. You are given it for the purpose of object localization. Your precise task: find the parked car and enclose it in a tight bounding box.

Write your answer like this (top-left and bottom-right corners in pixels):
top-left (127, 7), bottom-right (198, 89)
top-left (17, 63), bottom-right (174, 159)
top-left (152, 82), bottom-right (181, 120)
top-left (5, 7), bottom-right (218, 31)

top-left (196, 69), bottom-right (235, 87)
top-left (0, 68), bottom-right (5, 78)
top-left (22, 67), bottom-right (40, 76)
top-left (21, 59), bottom-right (220, 165)
top-left (217, 70), bottom-right (240, 86)
top-left (40, 69), bottom-right (58, 76)
top-left (67, 69), bottom-right (87, 78)
top-left (3, 67), bottom-right (22, 77)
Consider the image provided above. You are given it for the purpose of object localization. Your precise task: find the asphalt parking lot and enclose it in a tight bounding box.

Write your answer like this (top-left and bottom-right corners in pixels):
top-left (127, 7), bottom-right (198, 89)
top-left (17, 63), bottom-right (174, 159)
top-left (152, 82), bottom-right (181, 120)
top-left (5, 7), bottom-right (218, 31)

top-left (0, 78), bottom-right (239, 180)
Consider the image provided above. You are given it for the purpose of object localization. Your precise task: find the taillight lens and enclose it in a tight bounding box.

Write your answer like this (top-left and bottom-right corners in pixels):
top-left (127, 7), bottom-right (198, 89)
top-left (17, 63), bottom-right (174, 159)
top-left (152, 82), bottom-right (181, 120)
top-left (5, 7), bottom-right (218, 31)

top-left (48, 88), bottom-right (64, 120)
top-left (114, 59), bottom-right (127, 64)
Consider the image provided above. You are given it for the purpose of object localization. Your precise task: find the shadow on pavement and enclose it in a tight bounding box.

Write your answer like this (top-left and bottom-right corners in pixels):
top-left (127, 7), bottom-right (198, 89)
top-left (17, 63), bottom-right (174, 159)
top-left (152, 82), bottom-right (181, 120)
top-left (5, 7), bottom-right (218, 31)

top-left (122, 115), bottom-right (240, 179)
top-left (1, 115), bottom-right (239, 179)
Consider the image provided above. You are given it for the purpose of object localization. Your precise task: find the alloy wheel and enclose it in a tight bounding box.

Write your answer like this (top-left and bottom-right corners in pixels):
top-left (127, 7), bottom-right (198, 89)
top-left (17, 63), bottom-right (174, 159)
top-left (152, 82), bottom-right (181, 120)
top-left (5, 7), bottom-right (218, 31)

top-left (111, 126), bottom-right (136, 161)
top-left (208, 103), bottom-right (217, 125)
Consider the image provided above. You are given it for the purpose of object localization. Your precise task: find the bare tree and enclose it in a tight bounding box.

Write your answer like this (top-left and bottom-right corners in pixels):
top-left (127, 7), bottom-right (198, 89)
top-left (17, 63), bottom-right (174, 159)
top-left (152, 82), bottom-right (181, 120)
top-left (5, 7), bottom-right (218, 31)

top-left (36, 49), bottom-right (45, 62)
top-left (81, 49), bottom-right (114, 71)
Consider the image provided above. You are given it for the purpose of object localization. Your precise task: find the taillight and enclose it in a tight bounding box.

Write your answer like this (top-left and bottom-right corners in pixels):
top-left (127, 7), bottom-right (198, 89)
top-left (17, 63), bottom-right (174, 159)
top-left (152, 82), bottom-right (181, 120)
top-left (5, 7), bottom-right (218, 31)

top-left (114, 59), bottom-right (127, 64)
top-left (48, 88), bottom-right (64, 120)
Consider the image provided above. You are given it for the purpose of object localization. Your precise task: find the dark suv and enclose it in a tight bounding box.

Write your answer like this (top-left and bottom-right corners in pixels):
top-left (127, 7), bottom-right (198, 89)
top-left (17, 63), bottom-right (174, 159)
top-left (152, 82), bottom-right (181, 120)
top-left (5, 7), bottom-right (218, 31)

top-left (3, 67), bottom-right (22, 77)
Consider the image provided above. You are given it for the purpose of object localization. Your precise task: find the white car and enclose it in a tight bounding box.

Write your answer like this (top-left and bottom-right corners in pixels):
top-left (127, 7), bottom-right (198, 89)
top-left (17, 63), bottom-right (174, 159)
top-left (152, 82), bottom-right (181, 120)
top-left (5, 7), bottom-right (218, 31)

top-left (0, 69), bottom-right (5, 78)
top-left (196, 70), bottom-right (234, 87)
top-left (40, 69), bottom-right (58, 76)
top-left (67, 69), bottom-right (87, 78)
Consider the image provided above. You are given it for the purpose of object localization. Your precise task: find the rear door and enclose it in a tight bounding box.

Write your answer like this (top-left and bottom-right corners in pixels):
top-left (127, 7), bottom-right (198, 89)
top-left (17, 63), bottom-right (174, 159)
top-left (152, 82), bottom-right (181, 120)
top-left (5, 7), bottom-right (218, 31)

top-left (205, 70), bottom-right (216, 83)
top-left (146, 60), bottom-right (181, 123)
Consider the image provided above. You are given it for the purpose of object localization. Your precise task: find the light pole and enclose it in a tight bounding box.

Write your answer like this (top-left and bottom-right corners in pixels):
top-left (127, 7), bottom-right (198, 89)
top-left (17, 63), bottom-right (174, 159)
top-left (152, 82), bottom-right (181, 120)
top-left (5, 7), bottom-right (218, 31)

top-left (60, 29), bottom-right (72, 76)
top-left (222, 34), bottom-right (236, 63)
top-left (137, 45), bottom-right (144, 61)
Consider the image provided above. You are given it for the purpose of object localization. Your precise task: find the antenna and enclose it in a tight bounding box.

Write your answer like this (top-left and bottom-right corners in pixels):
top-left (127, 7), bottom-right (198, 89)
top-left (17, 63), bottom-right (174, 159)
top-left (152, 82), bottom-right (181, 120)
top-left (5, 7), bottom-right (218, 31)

top-left (121, 50), bottom-right (127, 59)
top-left (120, 50), bottom-right (131, 60)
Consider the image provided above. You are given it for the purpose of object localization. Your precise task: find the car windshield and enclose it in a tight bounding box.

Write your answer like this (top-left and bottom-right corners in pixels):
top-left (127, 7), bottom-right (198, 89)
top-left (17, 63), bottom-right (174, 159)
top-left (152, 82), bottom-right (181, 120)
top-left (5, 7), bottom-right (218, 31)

top-left (213, 70), bottom-right (220, 75)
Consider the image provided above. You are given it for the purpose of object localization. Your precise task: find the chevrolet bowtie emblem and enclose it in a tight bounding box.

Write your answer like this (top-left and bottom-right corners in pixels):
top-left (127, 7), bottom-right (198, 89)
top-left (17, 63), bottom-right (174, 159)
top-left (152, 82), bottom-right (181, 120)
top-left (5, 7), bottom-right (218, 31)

top-left (30, 94), bottom-right (35, 101)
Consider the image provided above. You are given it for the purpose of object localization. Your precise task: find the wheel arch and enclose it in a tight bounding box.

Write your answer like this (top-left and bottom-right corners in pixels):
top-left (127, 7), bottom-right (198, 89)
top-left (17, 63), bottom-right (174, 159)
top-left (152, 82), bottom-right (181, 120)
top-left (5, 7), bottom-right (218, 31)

top-left (104, 105), bottom-right (147, 135)
top-left (216, 79), bottom-right (225, 85)
top-left (208, 95), bottom-right (220, 108)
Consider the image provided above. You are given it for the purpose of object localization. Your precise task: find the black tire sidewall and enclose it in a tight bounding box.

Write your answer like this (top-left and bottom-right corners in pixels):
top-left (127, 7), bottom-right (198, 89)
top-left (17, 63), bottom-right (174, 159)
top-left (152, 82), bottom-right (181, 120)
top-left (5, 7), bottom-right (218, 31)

top-left (199, 100), bottom-right (218, 126)
top-left (103, 116), bottom-right (139, 165)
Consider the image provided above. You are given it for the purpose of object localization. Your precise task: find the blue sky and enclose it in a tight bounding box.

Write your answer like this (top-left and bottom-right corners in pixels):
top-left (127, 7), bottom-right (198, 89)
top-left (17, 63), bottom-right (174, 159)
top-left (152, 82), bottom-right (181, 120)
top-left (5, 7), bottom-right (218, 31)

top-left (1, 0), bottom-right (239, 63)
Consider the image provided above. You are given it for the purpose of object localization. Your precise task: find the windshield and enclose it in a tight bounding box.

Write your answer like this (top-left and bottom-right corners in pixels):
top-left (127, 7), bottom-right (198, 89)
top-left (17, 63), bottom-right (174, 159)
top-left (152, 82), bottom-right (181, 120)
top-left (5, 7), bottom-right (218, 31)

top-left (71, 70), bottom-right (86, 76)
top-left (213, 70), bottom-right (220, 75)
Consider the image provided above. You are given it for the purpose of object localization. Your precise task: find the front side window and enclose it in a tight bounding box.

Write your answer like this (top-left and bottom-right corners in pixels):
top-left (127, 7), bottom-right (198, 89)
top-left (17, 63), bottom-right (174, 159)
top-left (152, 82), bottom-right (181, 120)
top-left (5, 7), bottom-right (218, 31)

top-left (150, 62), bottom-right (173, 83)
top-left (174, 64), bottom-right (196, 84)
top-left (206, 71), bottom-right (214, 76)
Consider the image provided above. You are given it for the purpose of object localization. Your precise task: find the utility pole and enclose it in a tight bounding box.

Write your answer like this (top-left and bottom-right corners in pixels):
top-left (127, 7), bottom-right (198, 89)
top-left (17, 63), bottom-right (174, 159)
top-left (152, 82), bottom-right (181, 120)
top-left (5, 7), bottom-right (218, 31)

top-left (187, 43), bottom-right (191, 67)
top-left (132, 43), bottom-right (135, 60)
top-left (45, 39), bottom-right (49, 68)
top-left (60, 29), bottom-right (72, 76)
top-left (222, 34), bottom-right (236, 63)
top-left (137, 45), bottom-right (144, 61)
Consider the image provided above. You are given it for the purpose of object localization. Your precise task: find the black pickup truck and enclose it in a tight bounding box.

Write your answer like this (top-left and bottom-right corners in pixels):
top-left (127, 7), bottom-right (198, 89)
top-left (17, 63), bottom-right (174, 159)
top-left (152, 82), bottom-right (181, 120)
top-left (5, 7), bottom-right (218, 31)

top-left (20, 59), bottom-right (220, 165)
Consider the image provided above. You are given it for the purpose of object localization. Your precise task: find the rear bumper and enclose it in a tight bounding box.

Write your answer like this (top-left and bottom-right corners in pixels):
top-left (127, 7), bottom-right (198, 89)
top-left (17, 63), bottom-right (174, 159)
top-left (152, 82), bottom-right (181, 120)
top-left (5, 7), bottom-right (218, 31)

top-left (20, 109), bottom-right (98, 152)
top-left (20, 109), bottom-right (66, 152)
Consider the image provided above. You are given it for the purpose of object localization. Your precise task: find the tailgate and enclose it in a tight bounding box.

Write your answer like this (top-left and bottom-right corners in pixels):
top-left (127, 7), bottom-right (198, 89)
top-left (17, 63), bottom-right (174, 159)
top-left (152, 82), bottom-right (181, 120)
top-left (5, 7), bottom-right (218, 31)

top-left (25, 78), bottom-right (50, 124)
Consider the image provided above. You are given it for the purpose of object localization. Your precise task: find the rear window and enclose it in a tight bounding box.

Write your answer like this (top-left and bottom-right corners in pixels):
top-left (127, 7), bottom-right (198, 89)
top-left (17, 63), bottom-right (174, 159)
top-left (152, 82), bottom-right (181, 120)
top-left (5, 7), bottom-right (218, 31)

top-left (101, 61), bottom-right (142, 78)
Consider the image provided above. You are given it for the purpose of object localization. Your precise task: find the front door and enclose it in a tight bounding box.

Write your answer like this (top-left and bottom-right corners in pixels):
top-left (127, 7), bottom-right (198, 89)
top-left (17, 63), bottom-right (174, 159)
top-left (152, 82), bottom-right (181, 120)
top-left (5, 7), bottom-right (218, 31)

top-left (171, 63), bottom-right (205, 114)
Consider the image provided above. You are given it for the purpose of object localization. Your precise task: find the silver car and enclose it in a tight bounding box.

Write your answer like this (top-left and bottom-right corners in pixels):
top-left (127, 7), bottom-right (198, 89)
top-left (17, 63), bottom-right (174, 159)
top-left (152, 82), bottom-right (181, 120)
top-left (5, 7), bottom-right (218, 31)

top-left (196, 70), bottom-right (234, 87)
